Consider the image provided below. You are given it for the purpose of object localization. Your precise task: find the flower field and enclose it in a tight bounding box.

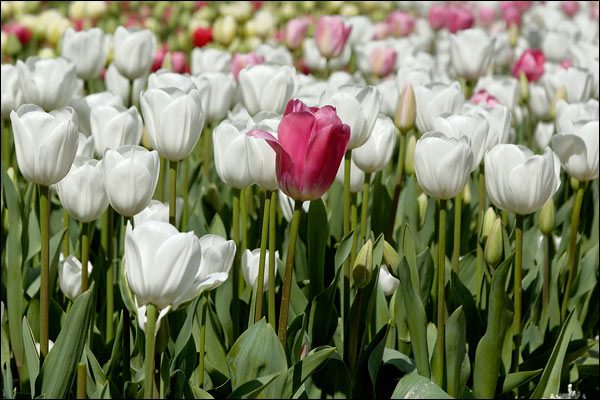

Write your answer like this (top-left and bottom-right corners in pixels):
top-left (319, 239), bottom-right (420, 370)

top-left (0, 1), bottom-right (599, 399)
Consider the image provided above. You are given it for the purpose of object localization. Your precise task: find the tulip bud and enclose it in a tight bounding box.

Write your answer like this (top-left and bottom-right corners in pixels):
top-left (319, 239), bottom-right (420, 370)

top-left (508, 23), bottom-right (519, 48)
top-left (213, 15), bottom-right (237, 46)
top-left (462, 182), bottom-right (471, 205)
top-left (353, 239), bottom-right (373, 289)
top-left (538, 199), bottom-right (555, 235)
top-left (404, 134), bottom-right (416, 176)
top-left (484, 217), bottom-right (503, 268)
top-left (417, 192), bottom-right (428, 227)
top-left (481, 207), bottom-right (497, 240)
top-left (519, 71), bottom-right (529, 104)
top-left (548, 86), bottom-right (567, 120)
top-left (395, 83), bottom-right (416, 134)
top-left (382, 241), bottom-right (400, 275)
top-left (570, 177), bottom-right (579, 191)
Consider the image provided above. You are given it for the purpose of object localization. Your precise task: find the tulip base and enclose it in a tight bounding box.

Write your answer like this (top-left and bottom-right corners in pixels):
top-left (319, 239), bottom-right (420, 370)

top-left (144, 304), bottom-right (158, 399)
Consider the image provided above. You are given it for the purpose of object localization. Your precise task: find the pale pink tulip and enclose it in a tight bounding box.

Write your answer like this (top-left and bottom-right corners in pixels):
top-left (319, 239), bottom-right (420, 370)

top-left (372, 22), bottom-right (389, 40)
top-left (314, 16), bottom-right (352, 59)
top-left (428, 4), bottom-right (448, 30)
top-left (248, 99), bottom-right (350, 201)
top-left (561, 1), bottom-right (580, 17)
top-left (285, 17), bottom-right (311, 50)
top-left (386, 11), bottom-right (416, 37)
top-left (470, 89), bottom-right (500, 107)
top-left (170, 51), bottom-right (188, 74)
top-left (512, 49), bottom-right (545, 82)
top-left (369, 47), bottom-right (397, 78)
top-left (230, 53), bottom-right (265, 81)
top-left (477, 5), bottom-right (497, 27)
top-left (446, 7), bottom-right (475, 33)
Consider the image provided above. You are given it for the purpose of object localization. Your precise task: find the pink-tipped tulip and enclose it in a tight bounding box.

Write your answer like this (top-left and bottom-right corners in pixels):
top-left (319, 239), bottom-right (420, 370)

top-left (314, 16), bottom-right (352, 59)
top-left (285, 17), bottom-right (311, 50)
top-left (428, 4), bottom-right (448, 30)
top-left (230, 53), bottom-right (265, 81)
top-left (386, 11), bottom-right (416, 37)
top-left (561, 1), bottom-right (580, 17)
top-left (248, 99), bottom-right (350, 201)
top-left (369, 47), bottom-right (397, 78)
top-left (470, 89), bottom-right (500, 107)
top-left (372, 22), bottom-right (389, 40)
top-left (512, 49), bottom-right (545, 82)
top-left (477, 5), bottom-right (497, 27)
top-left (446, 7), bottom-right (475, 33)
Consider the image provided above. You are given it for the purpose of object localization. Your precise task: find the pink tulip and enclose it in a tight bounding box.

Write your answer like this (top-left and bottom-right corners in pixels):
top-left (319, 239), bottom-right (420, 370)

top-left (170, 51), bottom-right (188, 73)
top-left (590, 2), bottom-right (599, 20)
top-left (470, 89), bottom-right (500, 107)
top-left (446, 7), bottom-right (475, 33)
top-left (285, 17), bottom-right (311, 50)
top-left (428, 4), bottom-right (448, 30)
top-left (477, 5), bottom-right (497, 27)
top-left (372, 22), bottom-right (390, 40)
top-left (152, 46), bottom-right (168, 72)
top-left (561, 1), bottom-right (580, 17)
top-left (512, 49), bottom-right (545, 82)
top-left (248, 99), bottom-right (350, 201)
top-left (560, 59), bottom-right (573, 69)
top-left (369, 47), bottom-right (397, 78)
top-left (501, 6), bottom-right (521, 26)
top-left (230, 53), bottom-right (265, 81)
top-left (314, 16), bottom-right (352, 59)
top-left (386, 11), bottom-right (416, 37)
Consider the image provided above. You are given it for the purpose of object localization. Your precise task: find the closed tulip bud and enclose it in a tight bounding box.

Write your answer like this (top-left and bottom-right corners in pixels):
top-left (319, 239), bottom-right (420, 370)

top-left (147, 70), bottom-right (195, 93)
top-left (414, 132), bottom-right (473, 200)
top-left (354, 115), bottom-right (397, 174)
top-left (244, 112), bottom-right (282, 191)
top-left (538, 199), bottom-right (555, 235)
top-left (191, 47), bottom-right (231, 75)
top-left (59, 254), bottom-right (93, 300)
top-left (1, 64), bottom-right (24, 119)
top-left (113, 26), bottom-right (156, 80)
top-left (102, 145), bottom-right (160, 217)
top-left (353, 239), bottom-right (373, 288)
top-left (242, 248), bottom-right (280, 290)
top-left (382, 241), bottom-right (400, 274)
top-left (395, 83), bottom-right (416, 134)
top-left (285, 17), bottom-right (311, 50)
top-left (141, 87), bottom-right (204, 161)
top-left (11, 105), bottom-right (78, 186)
top-left (512, 49), bottom-right (545, 83)
top-left (213, 15), bottom-right (237, 46)
top-left (433, 112), bottom-right (489, 170)
top-left (239, 65), bottom-right (295, 116)
top-left (508, 23), bottom-right (519, 48)
top-left (551, 120), bottom-right (599, 181)
top-left (249, 99), bottom-right (350, 201)
top-left (193, 72), bottom-right (236, 123)
top-left (485, 145), bottom-right (561, 215)
top-left (481, 207), bottom-right (497, 239)
top-left (463, 182), bottom-right (472, 205)
top-left (484, 217), bottom-right (503, 268)
top-left (69, 91), bottom-right (123, 136)
top-left (61, 28), bottom-right (106, 80)
top-left (548, 87), bottom-right (567, 120)
top-left (213, 119), bottom-right (254, 189)
top-left (134, 198), bottom-right (184, 227)
top-left (418, 192), bottom-right (428, 227)
top-left (17, 57), bottom-right (78, 111)
top-left (91, 105), bottom-right (143, 157)
top-left (404, 134), bottom-right (416, 176)
top-left (378, 264), bottom-right (399, 296)
top-left (450, 28), bottom-right (495, 80)
top-left (519, 71), bottom-right (529, 103)
top-left (414, 82), bottom-right (464, 133)
top-left (57, 157), bottom-right (110, 222)
top-left (314, 15), bottom-right (352, 59)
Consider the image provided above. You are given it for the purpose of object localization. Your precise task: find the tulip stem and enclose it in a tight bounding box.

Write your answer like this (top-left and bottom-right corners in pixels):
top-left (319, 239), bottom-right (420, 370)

top-left (63, 209), bottom-right (70, 257)
top-left (433, 199), bottom-right (447, 388)
top-left (232, 189), bottom-right (241, 339)
top-left (350, 194), bottom-right (359, 268)
top-left (157, 158), bottom-right (165, 202)
top-left (360, 173), bottom-right (372, 244)
top-left (255, 192), bottom-right (271, 322)
top-left (278, 202), bottom-right (302, 346)
top-left (342, 151), bottom-right (352, 347)
top-left (144, 304), bottom-right (158, 399)
top-left (512, 214), bottom-right (524, 374)
top-left (561, 183), bottom-right (585, 321)
top-left (542, 234), bottom-right (550, 313)
top-left (77, 362), bottom-right (86, 399)
top-left (267, 191), bottom-right (277, 330)
top-left (81, 222), bottom-right (90, 293)
top-left (476, 167), bottom-right (486, 303)
top-left (169, 160), bottom-right (178, 227)
top-left (240, 188), bottom-right (248, 252)
top-left (182, 158), bottom-right (189, 230)
top-left (127, 79), bottom-right (134, 108)
top-left (387, 132), bottom-right (407, 242)
top-left (452, 192), bottom-right (462, 274)
top-left (39, 184), bottom-right (50, 359)
top-left (198, 294), bottom-right (207, 388)
top-left (1, 117), bottom-right (10, 169)
top-left (102, 208), bottom-right (114, 341)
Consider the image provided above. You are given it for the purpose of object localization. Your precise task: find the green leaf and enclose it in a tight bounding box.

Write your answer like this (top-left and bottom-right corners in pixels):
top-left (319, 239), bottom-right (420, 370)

top-left (21, 317), bottom-right (39, 397)
top-left (307, 199), bottom-right (327, 300)
top-left (174, 297), bottom-right (201, 362)
top-left (500, 369), bottom-right (542, 393)
top-left (473, 253), bottom-right (514, 399)
top-left (227, 372), bottom-right (281, 399)
top-left (445, 306), bottom-right (466, 398)
top-left (191, 385), bottom-right (214, 399)
top-left (531, 312), bottom-right (578, 398)
top-left (209, 213), bottom-right (227, 238)
top-left (391, 373), bottom-right (452, 399)
top-left (39, 283), bottom-right (96, 398)
top-left (226, 319), bottom-right (287, 398)
top-left (401, 224), bottom-right (419, 290)
top-left (282, 346), bottom-right (335, 398)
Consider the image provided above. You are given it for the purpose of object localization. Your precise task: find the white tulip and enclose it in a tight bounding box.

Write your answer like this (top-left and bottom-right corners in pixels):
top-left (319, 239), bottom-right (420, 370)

top-left (551, 120), bottom-right (599, 181)
top-left (69, 91), bottom-right (123, 135)
top-left (433, 112), bottom-right (489, 170)
top-left (197, 234), bottom-right (236, 293)
top-left (254, 44), bottom-right (293, 66)
top-left (242, 248), bottom-right (280, 290)
top-left (278, 190), bottom-right (310, 222)
top-left (528, 83), bottom-right (552, 120)
top-left (354, 114), bottom-right (397, 173)
top-left (193, 72), bottom-right (236, 123)
top-left (213, 119), bottom-right (253, 189)
top-left (58, 254), bottom-right (93, 300)
top-left (147, 69), bottom-right (196, 93)
top-left (244, 112), bottom-right (282, 191)
top-left (60, 27), bottom-right (106, 80)
top-left (17, 57), bottom-right (78, 111)
top-left (462, 103), bottom-right (511, 151)
top-left (346, 15), bottom-right (374, 48)
top-left (449, 28), bottom-right (495, 80)
top-left (543, 67), bottom-right (593, 103)
top-left (104, 64), bottom-right (148, 106)
top-left (376, 79), bottom-right (400, 118)
top-left (134, 198), bottom-right (184, 228)
top-left (336, 157), bottom-right (366, 193)
top-left (302, 38), bottom-right (351, 72)
top-left (1, 64), bottom-right (24, 119)
top-left (555, 99), bottom-right (599, 134)
top-left (534, 121), bottom-right (555, 150)
top-left (238, 64), bottom-right (295, 116)
top-left (76, 133), bottom-right (94, 159)
top-left (90, 105), bottom-right (143, 157)
top-left (475, 76), bottom-right (519, 110)
top-left (414, 82), bottom-right (464, 133)
top-left (378, 264), bottom-right (399, 297)
top-left (191, 47), bottom-right (231, 75)
top-left (112, 26), bottom-right (155, 80)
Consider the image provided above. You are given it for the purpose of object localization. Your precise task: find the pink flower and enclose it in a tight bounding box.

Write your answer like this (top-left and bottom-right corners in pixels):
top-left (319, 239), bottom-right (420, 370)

top-left (369, 47), bottom-right (397, 78)
top-left (314, 16), bottom-right (352, 59)
top-left (285, 17), bottom-right (311, 50)
top-left (230, 53), bottom-right (265, 81)
top-left (501, 6), bottom-right (521, 26)
top-left (151, 46), bottom-right (168, 72)
top-left (170, 51), bottom-right (188, 73)
top-left (386, 11), bottom-right (416, 37)
top-left (470, 89), bottom-right (500, 107)
top-left (446, 7), bottom-right (475, 33)
top-left (372, 22), bottom-right (389, 40)
top-left (560, 59), bottom-right (573, 69)
top-left (512, 49), bottom-right (545, 82)
top-left (561, 1), bottom-right (580, 17)
top-left (4, 23), bottom-right (32, 45)
top-left (428, 4), bottom-right (449, 30)
top-left (477, 5), bottom-right (497, 27)
top-left (248, 99), bottom-right (350, 201)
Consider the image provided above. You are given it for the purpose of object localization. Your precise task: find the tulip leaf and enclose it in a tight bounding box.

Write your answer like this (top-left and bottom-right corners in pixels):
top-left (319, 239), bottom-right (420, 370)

top-left (307, 199), bottom-right (327, 300)
top-left (227, 372), bottom-right (281, 399)
top-left (401, 224), bottom-right (419, 290)
top-left (500, 369), bottom-right (542, 393)
top-left (191, 385), bottom-right (214, 399)
top-left (21, 317), bottom-right (39, 397)
top-left (226, 319), bottom-right (287, 399)
top-left (282, 346), bottom-right (336, 398)
top-left (390, 373), bottom-right (452, 399)
top-left (473, 252), bottom-right (514, 399)
top-left (531, 312), bottom-right (577, 399)
top-left (25, 208), bottom-right (40, 263)
top-left (39, 283), bottom-right (96, 398)
top-left (305, 352), bottom-right (352, 398)
top-left (370, 173), bottom-right (392, 239)
top-left (445, 306), bottom-right (466, 398)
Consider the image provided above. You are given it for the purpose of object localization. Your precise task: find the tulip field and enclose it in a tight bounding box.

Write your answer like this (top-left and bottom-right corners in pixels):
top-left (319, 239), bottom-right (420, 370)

top-left (1, 1), bottom-right (600, 399)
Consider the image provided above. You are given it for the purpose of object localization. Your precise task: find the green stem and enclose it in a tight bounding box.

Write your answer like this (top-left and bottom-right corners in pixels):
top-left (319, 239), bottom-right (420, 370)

top-left (542, 234), bottom-right (550, 313)
top-left (169, 160), bottom-right (178, 227)
top-left (81, 222), bottom-right (89, 293)
top-left (144, 304), bottom-right (158, 399)
top-left (198, 295), bottom-right (207, 388)
top-left (360, 173), bottom-right (372, 244)
top-left (433, 199), bottom-right (447, 388)
top-left (39, 185), bottom-right (50, 359)
top-left (342, 151), bottom-right (352, 347)
top-left (128, 79), bottom-right (134, 108)
top-left (386, 132), bottom-right (407, 241)
top-left (350, 194), bottom-right (359, 268)
top-left (232, 189), bottom-right (241, 339)
top-left (156, 158), bottom-right (165, 202)
top-left (77, 362), bottom-right (86, 399)
top-left (1, 117), bottom-right (10, 169)
top-left (452, 192), bottom-right (462, 274)
top-left (103, 208), bottom-right (114, 341)
top-left (255, 192), bottom-right (271, 322)
top-left (277, 202), bottom-right (302, 346)
top-left (63, 209), bottom-right (70, 257)
top-left (202, 126), bottom-right (212, 177)
top-left (476, 167), bottom-right (486, 303)
top-left (512, 214), bottom-right (524, 373)
top-left (182, 158), bottom-right (190, 230)
top-left (240, 187), bottom-right (248, 252)
top-left (560, 184), bottom-right (585, 321)
top-left (267, 191), bottom-right (277, 330)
